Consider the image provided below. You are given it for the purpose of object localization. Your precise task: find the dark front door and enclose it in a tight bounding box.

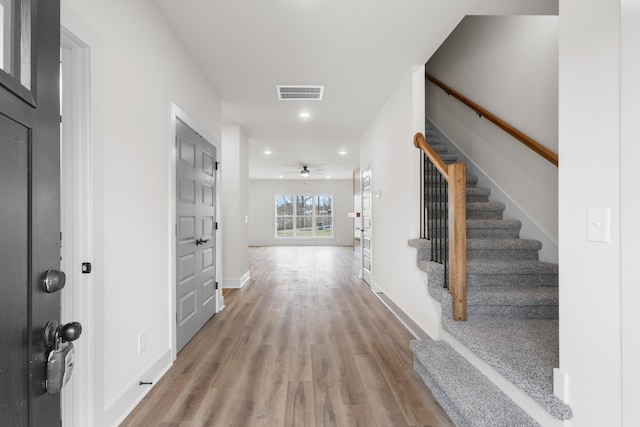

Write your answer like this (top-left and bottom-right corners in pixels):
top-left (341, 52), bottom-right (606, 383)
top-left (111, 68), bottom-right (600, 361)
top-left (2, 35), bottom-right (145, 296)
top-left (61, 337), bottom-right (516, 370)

top-left (0, 1), bottom-right (62, 425)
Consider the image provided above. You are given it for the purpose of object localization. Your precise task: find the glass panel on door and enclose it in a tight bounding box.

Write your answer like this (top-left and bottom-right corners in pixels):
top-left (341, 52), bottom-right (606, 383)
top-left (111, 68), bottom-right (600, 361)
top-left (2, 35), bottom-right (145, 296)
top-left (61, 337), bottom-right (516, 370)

top-left (0, 0), bottom-right (32, 101)
top-left (0, 0), bottom-right (14, 73)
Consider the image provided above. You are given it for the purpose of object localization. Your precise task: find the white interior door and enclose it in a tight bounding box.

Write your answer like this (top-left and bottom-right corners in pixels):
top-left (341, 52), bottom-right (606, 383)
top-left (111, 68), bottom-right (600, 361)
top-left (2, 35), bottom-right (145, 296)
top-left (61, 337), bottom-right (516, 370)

top-left (176, 119), bottom-right (217, 352)
top-left (361, 166), bottom-right (372, 284)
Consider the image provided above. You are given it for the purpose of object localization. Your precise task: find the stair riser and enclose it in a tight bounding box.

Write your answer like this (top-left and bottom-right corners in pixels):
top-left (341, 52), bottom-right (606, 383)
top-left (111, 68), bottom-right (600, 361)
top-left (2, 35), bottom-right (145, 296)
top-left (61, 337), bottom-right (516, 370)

top-left (466, 210), bottom-right (504, 220)
top-left (468, 249), bottom-right (540, 261)
top-left (465, 305), bottom-right (558, 320)
top-left (413, 361), bottom-right (468, 427)
top-left (467, 274), bottom-right (558, 287)
top-left (467, 229), bottom-right (520, 239)
top-left (425, 179), bottom-right (477, 186)
top-left (428, 206), bottom-right (505, 215)
top-left (466, 195), bottom-right (490, 203)
top-left (425, 195), bottom-right (490, 203)
top-left (425, 225), bottom-right (519, 239)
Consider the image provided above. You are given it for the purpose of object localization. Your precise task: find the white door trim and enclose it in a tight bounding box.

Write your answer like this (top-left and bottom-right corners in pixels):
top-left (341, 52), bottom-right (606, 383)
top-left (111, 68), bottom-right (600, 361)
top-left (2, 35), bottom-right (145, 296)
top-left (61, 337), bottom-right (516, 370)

top-left (61, 8), bottom-right (106, 427)
top-left (168, 103), bottom-right (223, 362)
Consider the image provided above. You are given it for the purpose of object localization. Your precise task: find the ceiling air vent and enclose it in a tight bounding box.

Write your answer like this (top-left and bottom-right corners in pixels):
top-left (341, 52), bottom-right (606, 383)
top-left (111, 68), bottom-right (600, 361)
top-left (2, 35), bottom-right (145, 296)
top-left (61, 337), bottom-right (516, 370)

top-left (277, 85), bottom-right (324, 101)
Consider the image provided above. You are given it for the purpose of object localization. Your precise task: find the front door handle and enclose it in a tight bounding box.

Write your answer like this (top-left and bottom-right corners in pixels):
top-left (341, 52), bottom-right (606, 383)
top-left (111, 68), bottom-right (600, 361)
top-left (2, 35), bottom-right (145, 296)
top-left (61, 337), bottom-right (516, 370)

top-left (45, 321), bottom-right (82, 349)
top-left (44, 320), bottom-right (82, 394)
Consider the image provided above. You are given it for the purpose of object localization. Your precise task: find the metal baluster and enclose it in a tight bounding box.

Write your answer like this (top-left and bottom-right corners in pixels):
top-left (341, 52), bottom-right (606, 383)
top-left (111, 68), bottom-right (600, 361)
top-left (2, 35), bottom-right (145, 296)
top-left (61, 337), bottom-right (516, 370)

top-left (444, 176), bottom-right (449, 289)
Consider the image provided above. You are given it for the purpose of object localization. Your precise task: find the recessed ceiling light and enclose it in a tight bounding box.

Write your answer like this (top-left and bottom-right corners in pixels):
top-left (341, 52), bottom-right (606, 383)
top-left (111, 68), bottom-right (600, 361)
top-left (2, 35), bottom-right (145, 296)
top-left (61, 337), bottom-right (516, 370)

top-left (339, 151), bottom-right (347, 155)
top-left (299, 112), bottom-right (310, 119)
top-left (264, 150), bottom-right (272, 155)
top-left (326, 175), bottom-right (331, 179)
top-left (278, 175), bottom-right (283, 179)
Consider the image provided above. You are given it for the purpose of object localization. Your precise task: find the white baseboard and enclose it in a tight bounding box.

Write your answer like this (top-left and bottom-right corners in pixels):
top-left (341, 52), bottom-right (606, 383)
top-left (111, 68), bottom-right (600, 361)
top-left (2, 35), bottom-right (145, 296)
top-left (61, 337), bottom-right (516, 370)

top-left (369, 280), bottom-right (384, 294)
top-left (105, 349), bottom-right (172, 427)
top-left (222, 270), bottom-right (250, 289)
top-left (374, 292), bottom-right (432, 340)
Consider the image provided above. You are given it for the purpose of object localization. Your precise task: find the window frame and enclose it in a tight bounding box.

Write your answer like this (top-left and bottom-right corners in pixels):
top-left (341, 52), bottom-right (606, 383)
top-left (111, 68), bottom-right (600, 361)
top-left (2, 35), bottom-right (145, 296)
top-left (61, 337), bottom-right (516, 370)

top-left (275, 193), bottom-right (333, 239)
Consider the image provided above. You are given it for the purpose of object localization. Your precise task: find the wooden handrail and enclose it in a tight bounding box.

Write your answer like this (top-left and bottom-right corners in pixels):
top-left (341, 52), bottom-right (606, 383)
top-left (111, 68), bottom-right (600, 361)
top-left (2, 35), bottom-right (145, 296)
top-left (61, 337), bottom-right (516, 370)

top-left (426, 73), bottom-right (559, 167)
top-left (414, 133), bottom-right (449, 179)
top-left (414, 132), bottom-right (467, 321)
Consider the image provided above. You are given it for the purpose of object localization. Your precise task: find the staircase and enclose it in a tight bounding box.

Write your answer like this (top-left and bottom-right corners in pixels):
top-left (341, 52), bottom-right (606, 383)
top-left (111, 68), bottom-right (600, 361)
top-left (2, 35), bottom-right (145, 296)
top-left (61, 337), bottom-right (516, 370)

top-left (409, 124), bottom-right (572, 426)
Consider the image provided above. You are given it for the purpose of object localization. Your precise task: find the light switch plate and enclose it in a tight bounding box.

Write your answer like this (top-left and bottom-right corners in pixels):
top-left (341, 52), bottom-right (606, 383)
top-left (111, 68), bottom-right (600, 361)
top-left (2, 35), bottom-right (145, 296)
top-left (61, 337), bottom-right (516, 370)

top-left (138, 332), bottom-right (147, 354)
top-left (587, 208), bottom-right (610, 243)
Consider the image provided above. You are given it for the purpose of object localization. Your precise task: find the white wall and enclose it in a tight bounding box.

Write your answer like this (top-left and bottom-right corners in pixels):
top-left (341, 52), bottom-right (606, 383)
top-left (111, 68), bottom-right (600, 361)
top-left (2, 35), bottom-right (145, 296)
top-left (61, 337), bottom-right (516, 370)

top-left (61, 0), bottom-right (222, 422)
top-left (426, 16), bottom-right (559, 260)
top-left (621, 2), bottom-right (640, 424)
top-left (359, 66), bottom-right (442, 339)
top-left (221, 126), bottom-right (249, 287)
top-left (249, 179), bottom-right (354, 246)
top-left (559, 1), bottom-right (622, 425)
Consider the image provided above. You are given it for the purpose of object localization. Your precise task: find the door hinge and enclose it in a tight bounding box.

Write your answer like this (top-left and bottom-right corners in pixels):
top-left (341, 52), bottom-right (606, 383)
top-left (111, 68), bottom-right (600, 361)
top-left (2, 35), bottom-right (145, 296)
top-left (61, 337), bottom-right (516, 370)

top-left (215, 222), bottom-right (219, 230)
top-left (215, 161), bottom-right (220, 171)
top-left (215, 282), bottom-right (219, 290)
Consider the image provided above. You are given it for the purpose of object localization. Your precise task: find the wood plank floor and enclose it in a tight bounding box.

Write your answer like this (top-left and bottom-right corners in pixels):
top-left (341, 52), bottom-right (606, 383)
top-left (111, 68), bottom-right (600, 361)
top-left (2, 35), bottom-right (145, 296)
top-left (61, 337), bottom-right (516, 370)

top-left (121, 246), bottom-right (453, 427)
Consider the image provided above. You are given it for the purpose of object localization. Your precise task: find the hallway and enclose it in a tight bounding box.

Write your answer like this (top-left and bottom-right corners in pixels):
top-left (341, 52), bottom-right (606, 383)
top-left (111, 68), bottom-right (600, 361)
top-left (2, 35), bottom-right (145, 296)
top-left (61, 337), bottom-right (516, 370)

top-left (121, 246), bottom-right (453, 426)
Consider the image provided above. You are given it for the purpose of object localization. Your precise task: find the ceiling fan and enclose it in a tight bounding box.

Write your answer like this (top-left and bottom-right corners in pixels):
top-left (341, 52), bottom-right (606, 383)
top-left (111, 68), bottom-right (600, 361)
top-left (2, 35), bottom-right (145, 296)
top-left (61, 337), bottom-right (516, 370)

top-left (283, 164), bottom-right (325, 178)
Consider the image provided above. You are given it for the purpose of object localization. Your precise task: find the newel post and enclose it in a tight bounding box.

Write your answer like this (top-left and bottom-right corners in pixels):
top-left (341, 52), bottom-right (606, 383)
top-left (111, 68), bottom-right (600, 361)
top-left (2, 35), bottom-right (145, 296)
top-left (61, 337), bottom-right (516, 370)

top-left (448, 162), bottom-right (467, 321)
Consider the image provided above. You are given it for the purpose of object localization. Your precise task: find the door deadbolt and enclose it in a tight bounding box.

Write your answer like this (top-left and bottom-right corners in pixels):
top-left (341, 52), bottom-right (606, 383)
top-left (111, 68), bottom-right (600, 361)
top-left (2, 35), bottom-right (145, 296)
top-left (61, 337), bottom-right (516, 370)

top-left (43, 268), bottom-right (66, 293)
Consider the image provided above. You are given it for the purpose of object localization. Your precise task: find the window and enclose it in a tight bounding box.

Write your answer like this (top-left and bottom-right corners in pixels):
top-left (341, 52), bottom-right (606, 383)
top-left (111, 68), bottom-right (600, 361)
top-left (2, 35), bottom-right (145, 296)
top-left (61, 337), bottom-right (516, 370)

top-left (276, 194), bottom-right (333, 238)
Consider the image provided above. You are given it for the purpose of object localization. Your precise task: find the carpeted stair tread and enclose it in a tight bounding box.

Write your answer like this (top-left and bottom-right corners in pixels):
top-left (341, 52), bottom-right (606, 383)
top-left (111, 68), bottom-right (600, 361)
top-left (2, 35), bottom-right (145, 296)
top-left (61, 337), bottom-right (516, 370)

top-left (465, 287), bottom-right (558, 319)
top-left (467, 202), bottom-right (505, 220)
top-left (467, 260), bottom-right (558, 276)
top-left (466, 219), bottom-right (521, 239)
top-left (440, 317), bottom-right (572, 420)
top-left (467, 238), bottom-right (542, 251)
top-left (466, 219), bottom-right (521, 230)
top-left (427, 143), bottom-right (449, 154)
top-left (425, 187), bottom-right (490, 202)
top-left (467, 286), bottom-right (558, 306)
top-left (465, 187), bottom-right (491, 202)
top-left (467, 239), bottom-right (542, 262)
top-left (410, 340), bottom-right (540, 427)
top-left (467, 201), bottom-right (505, 212)
top-left (427, 174), bottom-right (479, 187)
top-left (439, 152), bottom-right (458, 161)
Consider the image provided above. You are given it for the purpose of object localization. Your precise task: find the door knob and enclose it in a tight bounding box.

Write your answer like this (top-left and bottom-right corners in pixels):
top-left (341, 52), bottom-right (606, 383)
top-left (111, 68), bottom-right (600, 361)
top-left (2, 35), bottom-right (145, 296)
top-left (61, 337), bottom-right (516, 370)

top-left (42, 268), bottom-right (66, 293)
top-left (44, 321), bottom-right (81, 395)
top-left (45, 320), bottom-right (82, 349)
top-left (195, 238), bottom-right (210, 246)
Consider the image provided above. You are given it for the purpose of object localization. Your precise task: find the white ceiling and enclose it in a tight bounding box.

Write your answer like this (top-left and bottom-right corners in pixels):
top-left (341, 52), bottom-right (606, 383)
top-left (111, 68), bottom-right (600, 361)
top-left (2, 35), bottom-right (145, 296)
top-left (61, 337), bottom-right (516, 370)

top-left (152, 0), bottom-right (558, 180)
